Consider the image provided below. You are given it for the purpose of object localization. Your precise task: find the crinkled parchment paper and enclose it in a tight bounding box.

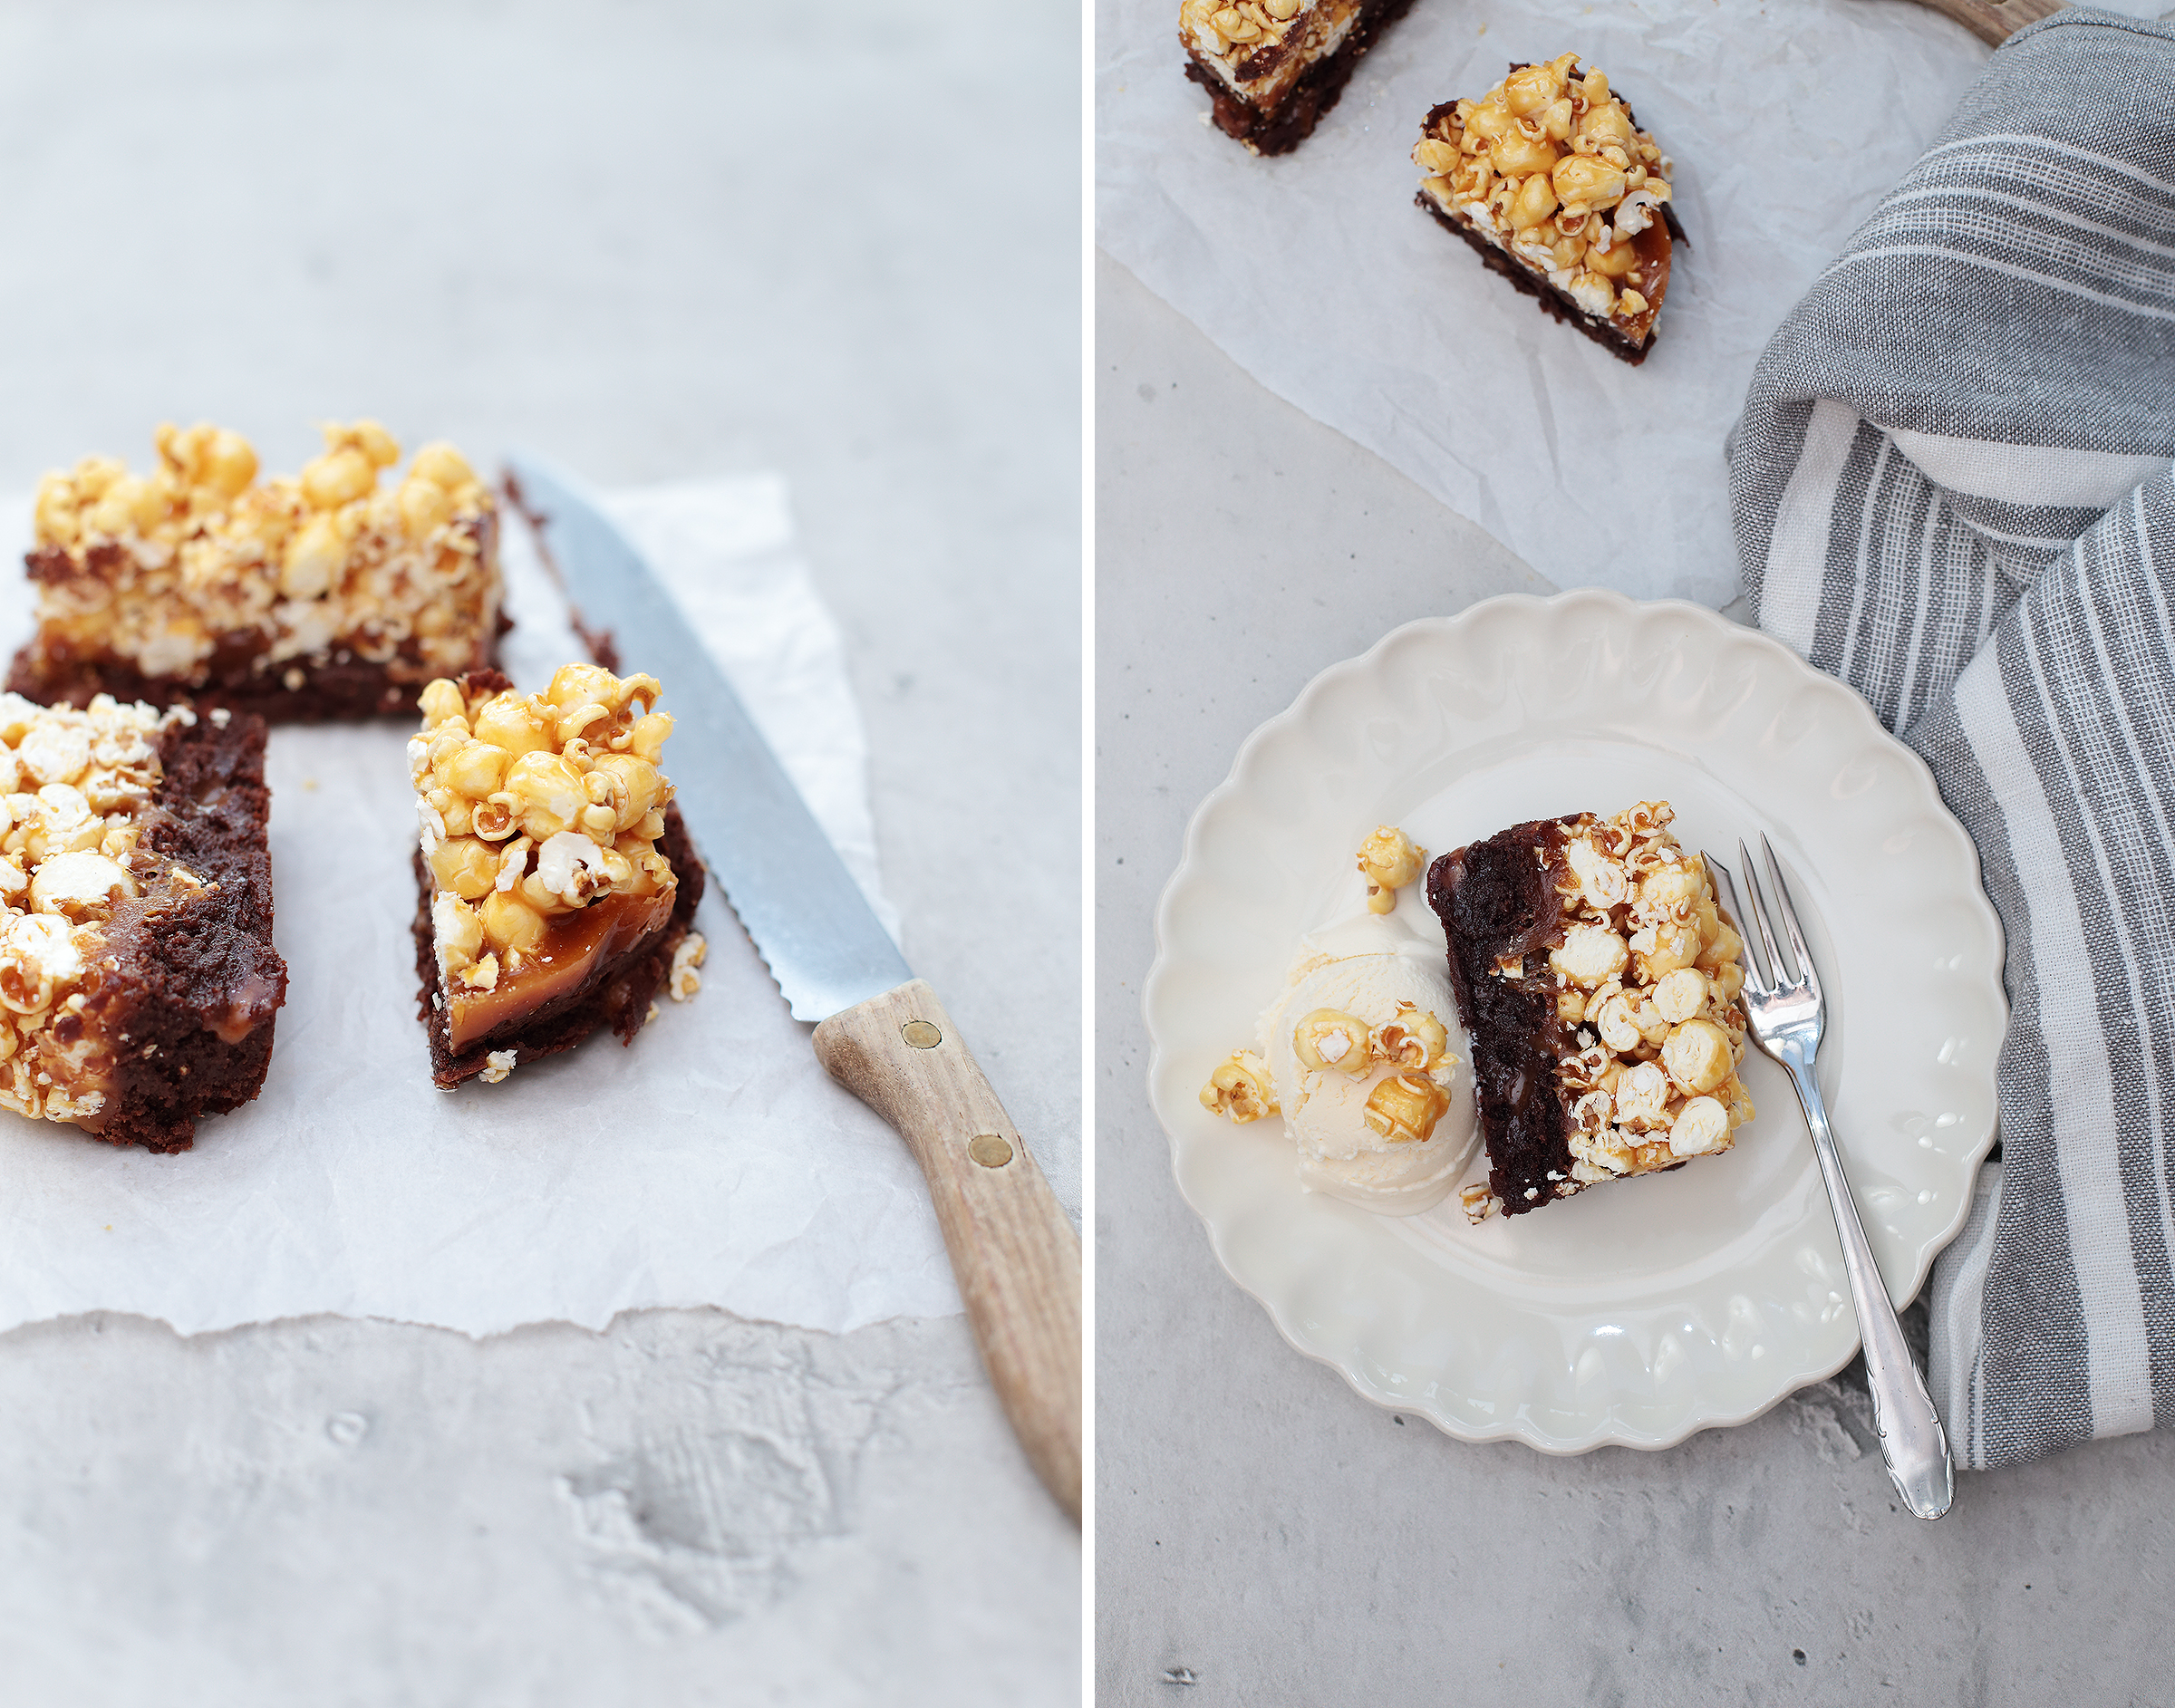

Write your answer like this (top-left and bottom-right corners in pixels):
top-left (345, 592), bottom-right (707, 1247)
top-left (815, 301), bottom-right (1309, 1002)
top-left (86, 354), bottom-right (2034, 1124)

top-left (1098, 0), bottom-right (2022, 604)
top-left (0, 478), bottom-right (959, 1338)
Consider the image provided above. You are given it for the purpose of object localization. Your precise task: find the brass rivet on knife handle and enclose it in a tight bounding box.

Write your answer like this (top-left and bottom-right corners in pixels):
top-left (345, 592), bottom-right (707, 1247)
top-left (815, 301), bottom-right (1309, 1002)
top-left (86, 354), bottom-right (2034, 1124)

top-left (902, 1020), bottom-right (942, 1049)
top-left (813, 979), bottom-right (1082, 1523)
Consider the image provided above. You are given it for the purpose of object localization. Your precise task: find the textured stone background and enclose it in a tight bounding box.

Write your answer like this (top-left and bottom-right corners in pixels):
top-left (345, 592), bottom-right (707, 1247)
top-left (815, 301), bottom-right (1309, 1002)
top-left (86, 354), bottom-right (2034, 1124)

top-left (1096, 249), bottom-right (2175, 1707)
top-left (0, 5), bottom-right (1080, 1702)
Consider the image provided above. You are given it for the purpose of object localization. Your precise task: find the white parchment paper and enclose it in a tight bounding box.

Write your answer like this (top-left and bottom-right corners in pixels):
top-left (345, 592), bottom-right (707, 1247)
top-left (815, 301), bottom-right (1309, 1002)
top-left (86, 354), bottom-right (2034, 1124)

top-left (1098, 0), bottom-right (2022, 605)
top-left (0, 478), bottom-right (960, 1339)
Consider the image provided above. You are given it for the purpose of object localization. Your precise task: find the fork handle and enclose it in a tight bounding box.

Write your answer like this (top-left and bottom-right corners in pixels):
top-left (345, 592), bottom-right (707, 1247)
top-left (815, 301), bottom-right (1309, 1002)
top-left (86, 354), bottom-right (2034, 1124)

top-left (1780, 1053), bottom-right (1955, 1520)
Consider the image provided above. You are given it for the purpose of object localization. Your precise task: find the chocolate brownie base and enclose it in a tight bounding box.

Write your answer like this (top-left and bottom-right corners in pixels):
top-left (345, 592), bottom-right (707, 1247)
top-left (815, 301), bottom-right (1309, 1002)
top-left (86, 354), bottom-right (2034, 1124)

top-left (1427, 818), bottom-right (1579, 1216)
top-left (412, 804), bottom-right (705, 1090)
top-left (7, 623), bottom-right (504, 724)
top-left (1184, 0), bottom-right (1417, 157)
top-left (82, 713), bottom-right (288, 1152)
top-left (1416, 195), bottom-right (1667, 368)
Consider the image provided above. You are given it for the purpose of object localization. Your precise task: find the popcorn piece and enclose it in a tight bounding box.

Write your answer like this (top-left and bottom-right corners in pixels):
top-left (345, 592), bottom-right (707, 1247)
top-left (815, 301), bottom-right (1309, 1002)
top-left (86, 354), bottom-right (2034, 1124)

top-left (669, 931), bottom-right (707, 1002)
top-left (1550, 921), bottom-right (1629, 989)
top-left (480, 1049), bottom-right (517, 1085)
top-left (1413, 56), bottom-right (1681, 363)
top-left (1363, 1073), bottom-right (1452, 1144)
top-left (1201, 1048), bottom-right (1279, 1123)
top-left (1358, 824), bottom-right (1429, 914)
top-left (12, 421), bottom-right (501, 719)
top-left (1292, 1006), bottom-right (1372, 1076)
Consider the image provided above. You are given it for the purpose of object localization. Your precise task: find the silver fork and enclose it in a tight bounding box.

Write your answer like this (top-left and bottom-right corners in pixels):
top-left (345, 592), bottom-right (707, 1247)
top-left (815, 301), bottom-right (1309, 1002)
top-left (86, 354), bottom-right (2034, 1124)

top-left (1707, 836), bottom-right (1955, 1520)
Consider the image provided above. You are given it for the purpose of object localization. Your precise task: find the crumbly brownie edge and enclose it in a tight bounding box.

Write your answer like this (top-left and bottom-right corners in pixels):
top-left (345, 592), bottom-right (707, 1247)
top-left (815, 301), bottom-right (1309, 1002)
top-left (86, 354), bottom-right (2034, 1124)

top-left (1184, 0), bottom-right (1419, 156)
top-left (84, 712), bottom-right (289, 1153)
top-left (412, 803), bottom-right (706, 1090)
top-left (5, 632), bottom-right (504, 724)
top-left (1416, 193), bottom-right (1659, 368)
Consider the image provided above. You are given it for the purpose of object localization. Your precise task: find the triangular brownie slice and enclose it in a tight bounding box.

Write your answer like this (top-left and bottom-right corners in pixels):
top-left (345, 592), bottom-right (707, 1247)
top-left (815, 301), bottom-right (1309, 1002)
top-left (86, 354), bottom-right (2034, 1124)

top-left (1413, 55), bottom-right (1683, 364)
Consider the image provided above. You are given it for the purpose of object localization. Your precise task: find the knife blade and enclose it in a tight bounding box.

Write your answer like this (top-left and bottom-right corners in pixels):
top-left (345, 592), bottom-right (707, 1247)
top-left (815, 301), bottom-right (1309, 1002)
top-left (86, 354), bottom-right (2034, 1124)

top-left (503, 452), bottom-right (1082, 1522)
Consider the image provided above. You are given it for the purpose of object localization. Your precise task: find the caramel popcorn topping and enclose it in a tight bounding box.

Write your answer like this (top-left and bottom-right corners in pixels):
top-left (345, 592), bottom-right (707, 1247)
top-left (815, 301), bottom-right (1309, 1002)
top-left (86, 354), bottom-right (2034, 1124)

top-left (1540, 802), bottom-right (1754, 1189)
top-left (412, 664), bottom-right (682, 1054)
top-left (1181, 0), bottom-right (1360, 130)
top-left (28, 420), bottom-right (500, 689)
top-left (0, 694), bottom-right (208, 1124)
top-left (1414, 54), bottom-right (1677, 344)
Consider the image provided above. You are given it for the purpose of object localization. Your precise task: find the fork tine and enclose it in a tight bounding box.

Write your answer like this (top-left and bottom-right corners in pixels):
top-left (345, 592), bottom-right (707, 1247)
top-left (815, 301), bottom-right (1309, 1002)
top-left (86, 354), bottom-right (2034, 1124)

top-left (1760, 835), bottom-right (1821, 1001)
top-left (1737, 837), bottom-right (1787, 988)
top-left (1704, 853), bottom-right (1768, 994)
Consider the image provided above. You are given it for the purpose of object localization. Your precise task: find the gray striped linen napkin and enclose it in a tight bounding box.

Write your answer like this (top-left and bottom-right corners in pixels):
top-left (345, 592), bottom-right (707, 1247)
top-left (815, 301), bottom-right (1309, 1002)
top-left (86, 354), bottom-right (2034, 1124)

top-left (1726, 8), bottom-right (2175, 1470)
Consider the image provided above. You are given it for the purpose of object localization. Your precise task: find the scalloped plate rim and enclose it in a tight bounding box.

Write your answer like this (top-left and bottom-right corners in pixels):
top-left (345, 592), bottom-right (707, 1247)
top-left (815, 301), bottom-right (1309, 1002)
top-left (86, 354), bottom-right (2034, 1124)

top-left (1143, 589), bottom-right (2006, 1454)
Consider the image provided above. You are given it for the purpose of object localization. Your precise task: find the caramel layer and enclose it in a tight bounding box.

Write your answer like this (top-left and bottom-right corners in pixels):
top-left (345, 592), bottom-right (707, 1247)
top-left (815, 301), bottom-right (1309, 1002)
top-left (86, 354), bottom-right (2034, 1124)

top-left (447, 883), bottom-right (675, 1053)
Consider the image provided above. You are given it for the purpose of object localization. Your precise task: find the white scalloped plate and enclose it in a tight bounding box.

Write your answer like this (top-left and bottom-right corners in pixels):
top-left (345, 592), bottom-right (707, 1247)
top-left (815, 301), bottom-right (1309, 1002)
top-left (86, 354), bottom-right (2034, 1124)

top-left (1144, 592), bottom-right (2006, 1452)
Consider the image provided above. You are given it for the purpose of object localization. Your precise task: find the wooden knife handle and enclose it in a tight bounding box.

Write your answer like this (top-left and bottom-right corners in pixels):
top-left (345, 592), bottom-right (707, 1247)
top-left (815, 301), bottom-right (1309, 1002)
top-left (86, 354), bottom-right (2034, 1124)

top-left (1905, 0), bottom-right (2064, 47)
top-left (813, 979), bottom-right (1082, 1523)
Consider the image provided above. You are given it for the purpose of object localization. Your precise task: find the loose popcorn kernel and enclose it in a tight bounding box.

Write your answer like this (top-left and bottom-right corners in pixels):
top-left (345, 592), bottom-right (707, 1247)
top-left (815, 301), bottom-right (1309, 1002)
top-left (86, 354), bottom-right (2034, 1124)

top-left (479, 1049), bottom-right (517, 1085)
top-left (1364, 1073), bottom-right (1451, 1144)
top-left (1292, 1008), bottom-right (1371, 1076)
top-left (1201, 1049), bottom-right (1278, 1123)
top-left (1357, 824), bottom-right (1428, 914)
top-left (1460, 1182), bottom-right (1502, 1224)
top-left (669, 932), bottom-right (706, 1001)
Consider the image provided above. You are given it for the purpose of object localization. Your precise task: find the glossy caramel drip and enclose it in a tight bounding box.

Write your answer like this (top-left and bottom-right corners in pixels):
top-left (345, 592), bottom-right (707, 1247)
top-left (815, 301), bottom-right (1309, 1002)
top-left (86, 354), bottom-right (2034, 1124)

top-left (446, 881), bottom-right (675, 1052)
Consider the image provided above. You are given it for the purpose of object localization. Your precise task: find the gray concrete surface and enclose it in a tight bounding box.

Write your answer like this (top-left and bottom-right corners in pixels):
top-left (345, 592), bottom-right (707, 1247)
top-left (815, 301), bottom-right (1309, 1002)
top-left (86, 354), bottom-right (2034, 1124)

top-left (0, 5), bottom-right (1079, 1702)
top-left (1095, 247), bottom-right (2175, 1706)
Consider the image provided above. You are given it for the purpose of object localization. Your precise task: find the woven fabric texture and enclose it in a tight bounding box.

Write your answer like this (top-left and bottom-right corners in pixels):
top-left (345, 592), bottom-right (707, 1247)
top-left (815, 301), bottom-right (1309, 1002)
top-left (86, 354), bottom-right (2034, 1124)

top-left (1726, 8), bottom-right (2175, 1469)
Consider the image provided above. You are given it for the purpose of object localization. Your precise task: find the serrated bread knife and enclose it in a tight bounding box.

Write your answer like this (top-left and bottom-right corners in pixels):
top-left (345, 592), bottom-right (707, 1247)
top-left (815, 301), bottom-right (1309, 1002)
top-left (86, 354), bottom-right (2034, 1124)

top-left (505, 452), bottom-right (1082, 1522)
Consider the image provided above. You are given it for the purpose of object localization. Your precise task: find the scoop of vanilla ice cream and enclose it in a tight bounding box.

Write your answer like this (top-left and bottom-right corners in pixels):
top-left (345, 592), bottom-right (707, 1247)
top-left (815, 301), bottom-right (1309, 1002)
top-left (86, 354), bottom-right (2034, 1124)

top-left (1256, 916), bottom-right (1475, 1215)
